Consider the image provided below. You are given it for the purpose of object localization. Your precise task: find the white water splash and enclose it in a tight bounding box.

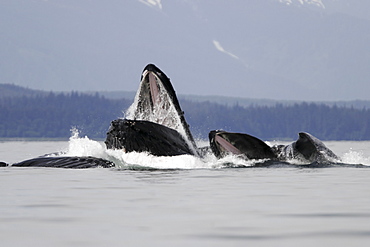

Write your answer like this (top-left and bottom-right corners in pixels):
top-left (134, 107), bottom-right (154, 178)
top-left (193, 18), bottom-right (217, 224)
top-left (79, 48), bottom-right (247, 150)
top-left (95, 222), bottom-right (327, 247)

top-left (63, 128), bottom-right (108, 159)
top-left (60, 130), bottom-right (260, 169)
top-left (342, 149), bottom-right (370, 166)
top-left (106, 150), bottom-right (212, 170)
top-left (60, 130), bottom-right (370, 169)
top-left (60, 128), bottom-right (211, 169)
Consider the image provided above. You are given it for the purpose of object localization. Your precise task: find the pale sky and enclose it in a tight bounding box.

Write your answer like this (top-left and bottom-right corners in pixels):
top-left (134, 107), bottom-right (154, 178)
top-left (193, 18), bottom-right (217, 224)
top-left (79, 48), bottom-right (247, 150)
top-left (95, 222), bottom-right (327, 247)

top-left (1, 0), bottom-right (369, 101)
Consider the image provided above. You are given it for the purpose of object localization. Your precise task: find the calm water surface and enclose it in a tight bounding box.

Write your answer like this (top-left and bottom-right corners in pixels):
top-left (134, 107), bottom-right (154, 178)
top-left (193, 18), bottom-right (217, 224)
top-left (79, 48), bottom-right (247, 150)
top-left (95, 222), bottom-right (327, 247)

top-left (1, 141), bottom-right (370, 247)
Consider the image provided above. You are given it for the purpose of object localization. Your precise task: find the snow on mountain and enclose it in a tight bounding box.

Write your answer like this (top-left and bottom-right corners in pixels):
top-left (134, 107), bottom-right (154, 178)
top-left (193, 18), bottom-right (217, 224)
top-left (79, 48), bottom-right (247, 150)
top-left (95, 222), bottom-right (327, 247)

top-left (138, 0), bottom-right (163, 10)
top-left (212, 40), bottom-right (239, 60)
top-left (277, 0), bottom-right (326, 8)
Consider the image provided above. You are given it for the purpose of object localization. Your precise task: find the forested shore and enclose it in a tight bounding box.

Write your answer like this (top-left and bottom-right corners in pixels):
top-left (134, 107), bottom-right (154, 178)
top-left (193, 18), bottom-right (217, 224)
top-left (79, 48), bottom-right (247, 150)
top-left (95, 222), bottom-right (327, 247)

top-left (0, 92), bottom-right (130, 139)
top-left (1, 90), bottom-right (370, 140)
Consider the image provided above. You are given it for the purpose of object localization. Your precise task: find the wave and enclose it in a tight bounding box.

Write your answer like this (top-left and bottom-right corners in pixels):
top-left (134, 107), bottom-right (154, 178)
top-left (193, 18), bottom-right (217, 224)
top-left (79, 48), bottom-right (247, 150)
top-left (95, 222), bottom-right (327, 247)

top-left (58, 129), bottom-right (370, 170)
top-left (342, 149), bottom-right (370, 166)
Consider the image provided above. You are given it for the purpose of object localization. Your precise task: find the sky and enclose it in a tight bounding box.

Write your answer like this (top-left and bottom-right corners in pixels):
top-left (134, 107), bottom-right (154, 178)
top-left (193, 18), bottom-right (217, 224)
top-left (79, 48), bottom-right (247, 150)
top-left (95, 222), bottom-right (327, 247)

top-left (0, 0), bottom-right (369, 101)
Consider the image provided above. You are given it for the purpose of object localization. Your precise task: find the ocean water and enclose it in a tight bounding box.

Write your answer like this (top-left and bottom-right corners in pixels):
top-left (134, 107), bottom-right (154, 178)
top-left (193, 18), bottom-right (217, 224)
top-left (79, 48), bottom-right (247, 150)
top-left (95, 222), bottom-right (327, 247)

top-left (1, 137), bottom-right (370, 247)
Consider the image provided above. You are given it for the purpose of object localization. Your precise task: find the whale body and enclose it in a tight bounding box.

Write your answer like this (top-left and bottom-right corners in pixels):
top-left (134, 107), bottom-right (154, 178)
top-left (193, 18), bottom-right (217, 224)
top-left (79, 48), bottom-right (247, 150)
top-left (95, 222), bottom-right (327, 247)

top-left (11, 156), bottom-right (114, 169)
top-left (273, 132), bottom-right (340, 163)
top-left (209, 130), bottom-right (277, 160)
top-left (209, 130), bottom-right (339, 163)
top-left (107, 63), bottom-right (199, 157)
top-left (105, 119), bottom-right (196, 156)
top-left (0, 161), bottom-right (8, 167)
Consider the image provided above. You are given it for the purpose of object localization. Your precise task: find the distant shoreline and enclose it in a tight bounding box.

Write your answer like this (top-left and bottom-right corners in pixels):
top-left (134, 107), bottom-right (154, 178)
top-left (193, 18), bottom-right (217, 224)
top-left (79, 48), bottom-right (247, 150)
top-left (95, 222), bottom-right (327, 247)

top-left (2, 83), bottom-right (370, 110)
top-left (0, 138), bottom-right (106, 142)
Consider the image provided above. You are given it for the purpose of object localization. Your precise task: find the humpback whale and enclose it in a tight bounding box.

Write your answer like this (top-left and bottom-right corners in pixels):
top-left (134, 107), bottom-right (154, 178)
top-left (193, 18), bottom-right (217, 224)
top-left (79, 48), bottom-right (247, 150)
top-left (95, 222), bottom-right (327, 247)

top-left (272, 132), bottom-right (340, 163)
top-left (0, 161), bottom-right (8, 167)
top-left (209, 130), bottom-right (277, 160)
top-left (106, 64), bottom-right (199, 157)
top-left (12, 156), bottom-right (114, 169)
top-left (209, 130), bottom-right (339, 163)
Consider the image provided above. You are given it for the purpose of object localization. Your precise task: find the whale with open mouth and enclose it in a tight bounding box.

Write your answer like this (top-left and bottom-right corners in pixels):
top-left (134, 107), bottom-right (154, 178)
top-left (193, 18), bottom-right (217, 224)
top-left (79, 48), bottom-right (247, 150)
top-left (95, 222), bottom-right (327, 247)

top-left (209, 130), bottom-right (277, 160)
top-left (106, 63), bottom-right (199, 157)
top-left (209, 130), bottom-right (340, 163)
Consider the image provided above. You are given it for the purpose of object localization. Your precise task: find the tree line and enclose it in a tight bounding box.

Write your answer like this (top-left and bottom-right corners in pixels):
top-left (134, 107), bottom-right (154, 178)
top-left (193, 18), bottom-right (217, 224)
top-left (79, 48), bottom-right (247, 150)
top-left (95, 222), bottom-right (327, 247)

top-left (0, 92), bottom-right (130, 138)
top-left (183, 101), bottom-right (370, 140)
top-left (1, 92), bottom-right (370, 140)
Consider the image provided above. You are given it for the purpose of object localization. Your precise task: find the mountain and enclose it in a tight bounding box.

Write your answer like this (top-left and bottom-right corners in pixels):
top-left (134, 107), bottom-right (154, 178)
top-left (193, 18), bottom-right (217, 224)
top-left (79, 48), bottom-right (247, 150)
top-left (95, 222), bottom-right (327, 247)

top-left (3, 83), bottom-right (370, 110)
top-left (2, 83), bottom-right (370, 140)
top-left (0, 84), bottom-right (47, 98)
top-left (0, 0), bottom-right (369, 101)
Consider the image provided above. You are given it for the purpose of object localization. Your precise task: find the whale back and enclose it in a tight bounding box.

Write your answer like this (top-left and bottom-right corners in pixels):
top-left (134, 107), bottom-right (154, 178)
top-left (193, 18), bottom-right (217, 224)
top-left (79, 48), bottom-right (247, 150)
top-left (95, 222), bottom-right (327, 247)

top-left (12, 156), bottom-right (115, 169)
top-left (276, 132), bottom-right (340, 162)
top-left (0, 161), bottom-right (8, 167)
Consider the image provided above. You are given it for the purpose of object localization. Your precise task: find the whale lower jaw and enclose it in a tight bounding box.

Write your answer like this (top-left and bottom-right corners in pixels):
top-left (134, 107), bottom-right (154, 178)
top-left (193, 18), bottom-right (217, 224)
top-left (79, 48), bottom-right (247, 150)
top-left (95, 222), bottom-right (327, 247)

top-left (105, 119), bottom-right (197, 156)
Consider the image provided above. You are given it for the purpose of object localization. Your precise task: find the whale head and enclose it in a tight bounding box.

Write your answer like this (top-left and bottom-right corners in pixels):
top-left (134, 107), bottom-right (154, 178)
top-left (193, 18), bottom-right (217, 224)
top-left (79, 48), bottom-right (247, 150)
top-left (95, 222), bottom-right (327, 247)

top-left (209, 130), bottom-right (277, 160)
top-left (124, 64), bottom-right (198, 156)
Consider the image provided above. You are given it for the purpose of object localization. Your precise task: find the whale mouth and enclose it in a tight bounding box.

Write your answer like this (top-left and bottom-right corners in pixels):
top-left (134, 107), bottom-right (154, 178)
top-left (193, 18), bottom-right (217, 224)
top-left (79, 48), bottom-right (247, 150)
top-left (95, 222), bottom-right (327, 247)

top-left (215, 135), bottom-right (242, 155)
top-left (148, 71), bottom-right (160, 105)
top-left (209, 130), bottom-right (243, 158)
top-left (141, 69), bottom-right (161, 108)
top-left (209, 130), bottom-right (278, 160)
top-left (135, 68), bottom-right (176, 127)
top-left (125, 64), bottom-right (199, 157)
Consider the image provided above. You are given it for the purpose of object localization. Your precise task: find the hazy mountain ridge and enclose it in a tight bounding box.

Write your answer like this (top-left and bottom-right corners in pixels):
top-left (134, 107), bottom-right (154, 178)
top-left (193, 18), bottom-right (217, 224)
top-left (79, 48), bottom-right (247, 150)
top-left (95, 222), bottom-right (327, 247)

top-left (2, 83), bottom-right (370, 110)
top-left (2, 85), bottom-right (370, 140)
top-left (0, 84), bottom-right (48, 98)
